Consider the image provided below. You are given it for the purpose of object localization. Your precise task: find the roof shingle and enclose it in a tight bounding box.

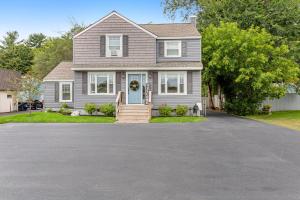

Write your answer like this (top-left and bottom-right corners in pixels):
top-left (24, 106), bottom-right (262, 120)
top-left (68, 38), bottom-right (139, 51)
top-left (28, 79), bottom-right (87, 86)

top-left (0, 69), bottom-right (21, 91)
top-left (43, 62), bottom-right (74, 81)
top-left (140, 23), bottom-right (200, 38)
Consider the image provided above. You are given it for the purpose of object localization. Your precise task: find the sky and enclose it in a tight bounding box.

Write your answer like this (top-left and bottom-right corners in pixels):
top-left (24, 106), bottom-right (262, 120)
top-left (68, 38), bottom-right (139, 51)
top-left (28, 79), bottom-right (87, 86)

top-left (0, 0), bottom-right (184, 40)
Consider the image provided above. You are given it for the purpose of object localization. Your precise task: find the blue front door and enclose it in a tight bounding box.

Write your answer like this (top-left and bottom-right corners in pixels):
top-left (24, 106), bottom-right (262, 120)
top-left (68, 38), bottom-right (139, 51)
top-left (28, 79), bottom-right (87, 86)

top-left (128, 74), bottom-right (142, 104)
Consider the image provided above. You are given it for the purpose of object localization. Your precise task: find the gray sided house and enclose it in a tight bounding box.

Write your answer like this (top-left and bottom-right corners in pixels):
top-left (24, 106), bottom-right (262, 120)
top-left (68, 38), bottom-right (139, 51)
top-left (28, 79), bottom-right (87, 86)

top-left (43, 11), bottom-right (203, 122)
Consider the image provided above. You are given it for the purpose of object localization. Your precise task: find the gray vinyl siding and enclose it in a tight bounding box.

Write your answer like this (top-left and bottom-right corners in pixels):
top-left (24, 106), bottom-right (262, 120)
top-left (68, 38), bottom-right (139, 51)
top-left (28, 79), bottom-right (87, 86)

top-left (74, 71), bottom-right (118, 108)
top-left (150, 70), bottom-right (201, 108)
top-left (157, 39), bottom-right (201, 62)
top-left (74, 14), bottom-right (156, 65)
top-left (43, 82), bottom-right (74, 108)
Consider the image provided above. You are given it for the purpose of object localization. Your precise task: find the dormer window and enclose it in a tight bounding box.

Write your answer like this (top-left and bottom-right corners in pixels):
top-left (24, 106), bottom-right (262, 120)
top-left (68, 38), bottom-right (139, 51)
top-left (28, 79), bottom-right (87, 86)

top-left (164, 41), bottom-right (182, 57)
top-left (106, 34), bottom-right (123, 57)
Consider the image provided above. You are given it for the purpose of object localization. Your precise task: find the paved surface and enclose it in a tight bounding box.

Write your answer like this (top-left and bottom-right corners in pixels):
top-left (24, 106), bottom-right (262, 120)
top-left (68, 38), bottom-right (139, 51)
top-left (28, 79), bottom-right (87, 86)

top-left (0, 113), bottom-right (300, 200)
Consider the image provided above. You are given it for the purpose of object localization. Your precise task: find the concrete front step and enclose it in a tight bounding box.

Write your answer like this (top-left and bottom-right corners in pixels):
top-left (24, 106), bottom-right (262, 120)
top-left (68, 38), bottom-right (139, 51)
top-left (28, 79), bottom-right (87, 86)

top-left (118, 112), bottom-right (149, 116)
top-left (117, 104), bottom-right (151, 123)
top-left (116, 119), bottom-right (149, 123)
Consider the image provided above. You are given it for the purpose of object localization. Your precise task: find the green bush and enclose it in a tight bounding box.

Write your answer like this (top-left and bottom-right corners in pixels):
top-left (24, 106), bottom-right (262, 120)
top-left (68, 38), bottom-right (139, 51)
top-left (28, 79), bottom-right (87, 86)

top-left (262, 104), bottom-right (272, 115)
top-left (58, 108), bottom-right (72, 115)
top-left (158, 104), bottom-right (173, 116)
top-left (84, 103), bottom-right (97, 115)
top-left (61, 103), bottom-right (69, 109)
top-left (99, 103), bottom-right (115, 117)
top-left (224, 99), bottom-right (260, 116)
top-left (45, 108), bottom-right (53, 112)
top-left (176, 105), bottom-right (188, 116)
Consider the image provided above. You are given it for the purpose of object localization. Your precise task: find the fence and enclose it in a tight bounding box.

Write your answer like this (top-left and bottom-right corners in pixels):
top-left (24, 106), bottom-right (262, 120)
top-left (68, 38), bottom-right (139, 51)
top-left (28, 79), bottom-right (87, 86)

top-left (263, 94), bottom-right (300, 111)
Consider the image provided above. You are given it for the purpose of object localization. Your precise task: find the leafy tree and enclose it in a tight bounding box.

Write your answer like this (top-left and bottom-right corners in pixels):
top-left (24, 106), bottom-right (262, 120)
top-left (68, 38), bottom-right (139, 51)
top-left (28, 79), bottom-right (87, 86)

top-left (26, 33), bottom-right (47, 48)
top-left (16, 72), bottom-right (41, 114)
top-left (0, 31), bottom-right (33, 74)
top-left (32, 23), bottom-right (85, 78)
top-left (202, 22), bottom-right (298, 115)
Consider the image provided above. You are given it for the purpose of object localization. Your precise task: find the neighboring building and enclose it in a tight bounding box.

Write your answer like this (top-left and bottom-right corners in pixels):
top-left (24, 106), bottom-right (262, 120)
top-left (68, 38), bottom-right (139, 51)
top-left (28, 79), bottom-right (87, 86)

top-left (43, 11), bottom-right (203, 122)
top-left (0, 69), bottom-right (20, 113)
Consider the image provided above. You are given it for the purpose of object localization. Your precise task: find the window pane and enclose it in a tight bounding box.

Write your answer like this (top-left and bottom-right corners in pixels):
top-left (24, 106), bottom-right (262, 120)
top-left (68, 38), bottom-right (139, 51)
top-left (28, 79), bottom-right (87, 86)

top-left (97, 76), bottom-right (107, 93)
top-left (167, 75), bottom-right (178, 93)
top-left (167, 49), bottom-right (179, 56)
top-left (109, 36), bottom-right (120, 50)
top-left (180, 75), bottom-right (184, 93)
top-left (109, 75), bottom-right (113, 93)
top-left (161, 75), bottom-right (165, 93)
top-left (167, 42), bottom-right (179, 49)
top-left (62, 84), bottom-right (71, 100)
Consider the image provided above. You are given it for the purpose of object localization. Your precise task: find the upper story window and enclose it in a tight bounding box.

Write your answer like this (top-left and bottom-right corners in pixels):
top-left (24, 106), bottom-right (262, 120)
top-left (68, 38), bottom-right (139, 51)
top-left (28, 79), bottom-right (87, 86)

top-left (164, 41), bottom-right (182, 57)
top-left (88, 72), bottom-right (115, 95)
top-left (106, 34), bottom-right (123, 57)
top-left (59, 82), bottom-right (72, 102)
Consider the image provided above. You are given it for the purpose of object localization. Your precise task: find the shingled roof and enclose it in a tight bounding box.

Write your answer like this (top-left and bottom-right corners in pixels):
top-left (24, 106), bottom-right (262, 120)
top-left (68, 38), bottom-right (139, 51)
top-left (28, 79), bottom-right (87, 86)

top-left (140, 23), bottom-right (200, 38)
top-left (0, 69), bottom-right (21, 91)
top-left (43, 62), bottom-right (74, 81)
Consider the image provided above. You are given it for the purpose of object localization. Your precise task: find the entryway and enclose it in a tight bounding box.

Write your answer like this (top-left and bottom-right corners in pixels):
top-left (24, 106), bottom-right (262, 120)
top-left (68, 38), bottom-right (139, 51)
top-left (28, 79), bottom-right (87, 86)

top-left (126, 72), bottom-right (147, 104)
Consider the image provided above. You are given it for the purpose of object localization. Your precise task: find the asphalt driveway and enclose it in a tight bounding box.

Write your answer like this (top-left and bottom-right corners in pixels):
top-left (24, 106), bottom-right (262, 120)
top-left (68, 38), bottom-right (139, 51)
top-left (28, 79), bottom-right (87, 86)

top-left (0, 113), bottom-right (300, 200)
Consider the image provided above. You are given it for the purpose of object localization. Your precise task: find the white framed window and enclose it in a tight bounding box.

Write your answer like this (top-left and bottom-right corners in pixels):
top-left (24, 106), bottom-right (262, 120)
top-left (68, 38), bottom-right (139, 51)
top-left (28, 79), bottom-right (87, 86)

top-left (158, 71), bottom-right (187, 95)
top-left (164, 41), bottom-right (182, 57)
top-left (88, 72), bottom-right (115, 95)
top-left (106, 34), bottom-right (123, 57)
top-left (59, 82), bottom-right (72, 102)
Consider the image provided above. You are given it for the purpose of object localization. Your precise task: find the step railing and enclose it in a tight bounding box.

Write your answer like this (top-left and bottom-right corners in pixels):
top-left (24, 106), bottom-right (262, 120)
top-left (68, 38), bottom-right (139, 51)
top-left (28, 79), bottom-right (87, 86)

top-left (147, 90), bottom-right (152, 120)
top-left (115, 91), bottom-right (123, 120)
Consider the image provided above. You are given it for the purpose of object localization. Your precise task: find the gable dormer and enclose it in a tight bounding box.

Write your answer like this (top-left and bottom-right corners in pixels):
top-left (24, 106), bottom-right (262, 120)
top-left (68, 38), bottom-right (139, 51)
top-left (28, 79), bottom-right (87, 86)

top-left (73, 11), bottom-right (157, 65)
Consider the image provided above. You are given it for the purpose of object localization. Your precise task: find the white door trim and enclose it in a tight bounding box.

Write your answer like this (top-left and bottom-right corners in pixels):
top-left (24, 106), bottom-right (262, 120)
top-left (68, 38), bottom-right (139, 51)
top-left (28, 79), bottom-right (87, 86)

top-left (126, 71), bottom-right (148, 105)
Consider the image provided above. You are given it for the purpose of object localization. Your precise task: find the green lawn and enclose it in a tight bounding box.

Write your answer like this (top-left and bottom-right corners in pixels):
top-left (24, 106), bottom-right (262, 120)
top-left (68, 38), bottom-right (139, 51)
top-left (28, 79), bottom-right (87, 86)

top-left (248, 111), bottom-right (300, 131)
top-left (150, 116), bottom-right (206, 123)
top-left (0, 112), bottom-right (115, 124)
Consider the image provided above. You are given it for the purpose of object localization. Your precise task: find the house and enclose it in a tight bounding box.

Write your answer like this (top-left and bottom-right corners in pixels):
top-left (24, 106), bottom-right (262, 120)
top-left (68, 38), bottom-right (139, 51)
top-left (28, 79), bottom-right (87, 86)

top-left (43, 11), bottom-right (203, 122)
top-left (0, 69), bottom-right (20, 113)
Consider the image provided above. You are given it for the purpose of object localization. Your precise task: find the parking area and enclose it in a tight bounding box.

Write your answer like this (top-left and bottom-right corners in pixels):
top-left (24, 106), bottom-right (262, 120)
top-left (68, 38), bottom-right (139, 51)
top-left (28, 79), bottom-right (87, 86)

top-left (0, 113), bottom-right (300, 200)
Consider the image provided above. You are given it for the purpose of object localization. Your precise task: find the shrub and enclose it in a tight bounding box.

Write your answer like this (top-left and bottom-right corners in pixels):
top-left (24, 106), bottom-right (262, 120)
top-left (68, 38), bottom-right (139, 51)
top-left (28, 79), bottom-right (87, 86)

top-left (84, 103), bottom-right (97, 115)
top-left (61, 103), bottom-right (69, 109)
top-left (45, 108), bottom-right (53, 112)
top-left (262, 104), bottom-right (272, 115)
top-left (58, 108), bottom-right (72, 115)
top-left (176, 105), bottom-right (188, 116)
top-left (158, 104), bottom-right (173, 116)
top-left (99, 103), bottom-right (115, 117)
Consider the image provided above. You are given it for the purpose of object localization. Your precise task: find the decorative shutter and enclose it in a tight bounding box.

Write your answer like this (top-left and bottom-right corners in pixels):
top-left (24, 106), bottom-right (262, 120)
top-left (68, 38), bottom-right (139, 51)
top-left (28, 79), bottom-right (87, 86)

top-left (158, 41), bottom-right (164, 57)
top-left (182, 41), bottom-right (187, 57)
top-left (72, 82), bottom-right (74, 102)
top-left (116, 72), bottom-right (122, 92)
top-left (54, 82), bottom-right (59, 102)
top-left (187, 71), bottom-right (193, 94)
top-left (82, 72), bottom-right (87, 95)
top-left (152, 72), bottom-right (158, 94)
top-left (123, 35), bottom-right (128, 57)
top-left (100, 35), bottom-right (106, 57)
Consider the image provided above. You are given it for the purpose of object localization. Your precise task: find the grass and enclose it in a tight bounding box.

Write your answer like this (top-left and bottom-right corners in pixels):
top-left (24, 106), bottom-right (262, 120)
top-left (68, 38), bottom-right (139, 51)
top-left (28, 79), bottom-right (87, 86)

top-left (150, 116), bottom-right (206, 123)
top-left (0, 112), bottom-right (115, 124)
top-left (248, 111), bottom-right (300, 131)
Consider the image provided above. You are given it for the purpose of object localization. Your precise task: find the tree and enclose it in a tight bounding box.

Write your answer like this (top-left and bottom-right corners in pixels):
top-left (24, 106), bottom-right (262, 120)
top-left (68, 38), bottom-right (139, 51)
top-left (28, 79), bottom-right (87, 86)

top-left (0, 31), bottom-right (33, 74)
top-left (32, 23), bottom-right (85, 78)
top-left (26, 33), bottom-right (46, 48)
top-left (202, 22), bottom-right (298, 115)
top-left (16, 72), bottom-right (41, 114)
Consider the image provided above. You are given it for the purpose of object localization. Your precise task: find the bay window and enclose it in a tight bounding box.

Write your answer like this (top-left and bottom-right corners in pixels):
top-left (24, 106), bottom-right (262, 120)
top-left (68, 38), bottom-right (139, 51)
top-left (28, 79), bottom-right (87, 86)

top-left (88, 72), bottom-right (115, 95)
top-left (106, 34), bottom-right (122, 57)
top-left (164, 41), bottom-right (182, 57)
top-left (59, 82), bottom-right (72, 102)
top-left (158, 72), bottom-right (187, 95)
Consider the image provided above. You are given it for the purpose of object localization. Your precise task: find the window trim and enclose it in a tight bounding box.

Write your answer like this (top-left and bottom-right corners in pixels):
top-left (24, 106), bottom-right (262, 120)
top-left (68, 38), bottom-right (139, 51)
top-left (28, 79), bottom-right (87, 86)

top-left (59, 82), bottom-right (73, 102)
top-left (164, 40), bottom-right (182, 58)
top-left (158, 71), bottom-right (187, 95)
top-left (88, 72), bottom-right (116, 95)
top-left (105, 34), bottom-right (123, 57)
